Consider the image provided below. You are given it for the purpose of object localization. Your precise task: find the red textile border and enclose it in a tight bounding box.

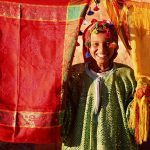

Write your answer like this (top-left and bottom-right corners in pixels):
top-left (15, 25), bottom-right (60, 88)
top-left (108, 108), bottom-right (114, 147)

top-left (0, 109), bottom-right (62, 127)
top-left (1, 0), bottom-right (90, 5)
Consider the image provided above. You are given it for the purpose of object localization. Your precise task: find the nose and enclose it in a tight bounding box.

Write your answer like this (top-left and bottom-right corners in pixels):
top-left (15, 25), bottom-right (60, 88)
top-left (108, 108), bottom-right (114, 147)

top-left (97, 43), bottom-right (107, 53)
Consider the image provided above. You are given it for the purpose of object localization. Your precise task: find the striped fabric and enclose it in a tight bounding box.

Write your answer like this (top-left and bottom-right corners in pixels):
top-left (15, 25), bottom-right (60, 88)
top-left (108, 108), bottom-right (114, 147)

top-left (0, 0), bottom-right (90, 144)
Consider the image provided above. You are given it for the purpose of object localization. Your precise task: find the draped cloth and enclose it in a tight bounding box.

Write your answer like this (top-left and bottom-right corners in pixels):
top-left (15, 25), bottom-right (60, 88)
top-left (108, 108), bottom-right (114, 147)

top-left (103, 0), bottom-right (150, 144)
top-left (0, 0), bottom-right (90, 144)
top-left (126, 0), bottom-right (150, 144)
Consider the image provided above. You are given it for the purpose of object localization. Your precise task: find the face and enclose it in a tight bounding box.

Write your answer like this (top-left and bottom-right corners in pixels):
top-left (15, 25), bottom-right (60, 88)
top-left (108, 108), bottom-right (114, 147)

top-left (89, 32), bottom-right (115, 67)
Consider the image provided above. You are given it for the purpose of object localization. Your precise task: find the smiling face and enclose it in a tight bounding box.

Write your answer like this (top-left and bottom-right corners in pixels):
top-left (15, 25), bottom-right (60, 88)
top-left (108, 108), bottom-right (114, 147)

top-left (89, 32), bottom-right (115, 68)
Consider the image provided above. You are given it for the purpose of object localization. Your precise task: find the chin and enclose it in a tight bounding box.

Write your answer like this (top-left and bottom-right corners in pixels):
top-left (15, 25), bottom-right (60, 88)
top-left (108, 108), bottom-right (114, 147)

top-left (96, 59), bottom-right (110, 66)
top-left (96, 59), bottom-right (107, 64)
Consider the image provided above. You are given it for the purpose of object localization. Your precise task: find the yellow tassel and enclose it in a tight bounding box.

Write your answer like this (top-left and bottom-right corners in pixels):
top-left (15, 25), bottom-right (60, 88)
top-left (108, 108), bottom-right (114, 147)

top-left (139, 96), bottom-right (149, 143)
top-left (128, 78), bottom-right (150, 144)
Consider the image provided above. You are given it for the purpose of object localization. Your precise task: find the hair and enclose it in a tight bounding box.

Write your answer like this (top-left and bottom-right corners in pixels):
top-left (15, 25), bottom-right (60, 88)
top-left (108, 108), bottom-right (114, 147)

top-left (82, 20), bottom-right (119, 62)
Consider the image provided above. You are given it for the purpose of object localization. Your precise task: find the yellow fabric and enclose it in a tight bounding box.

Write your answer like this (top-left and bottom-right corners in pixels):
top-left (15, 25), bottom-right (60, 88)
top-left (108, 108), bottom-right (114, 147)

top-left (127, 1), bottom-right (150, 79)
top-left (103, 0), bottom-right (150, 144)
top-left (125, 1), bottom-right (150, 144)
top-left (103, 0), bottom-right (118, 27)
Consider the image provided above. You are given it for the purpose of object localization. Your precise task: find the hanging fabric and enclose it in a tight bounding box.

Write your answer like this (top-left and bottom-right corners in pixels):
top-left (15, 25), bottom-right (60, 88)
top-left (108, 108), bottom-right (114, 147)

top-left (103, 0), bottom-right (131, 51)
top-left (126, 0), bottom-right (150, 144)
top-left (0, 0), bottom-right (90, 144)
top-left (103, 0), bottom-right (150, 144)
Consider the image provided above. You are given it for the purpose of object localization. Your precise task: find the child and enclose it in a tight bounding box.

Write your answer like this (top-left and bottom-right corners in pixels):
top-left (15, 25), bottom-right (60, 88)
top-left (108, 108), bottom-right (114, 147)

top-left (62, 20), bottom-right (137, 150)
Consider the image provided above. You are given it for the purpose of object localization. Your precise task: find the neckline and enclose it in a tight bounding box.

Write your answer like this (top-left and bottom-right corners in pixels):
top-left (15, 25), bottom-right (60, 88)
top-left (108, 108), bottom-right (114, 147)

top-left (85, 62), bottom-right (116, 80)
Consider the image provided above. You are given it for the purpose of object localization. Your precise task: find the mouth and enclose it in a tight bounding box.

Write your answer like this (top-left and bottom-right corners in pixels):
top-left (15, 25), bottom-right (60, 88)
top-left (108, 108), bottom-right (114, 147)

top-left (96, 53), bottom-right (107, 58)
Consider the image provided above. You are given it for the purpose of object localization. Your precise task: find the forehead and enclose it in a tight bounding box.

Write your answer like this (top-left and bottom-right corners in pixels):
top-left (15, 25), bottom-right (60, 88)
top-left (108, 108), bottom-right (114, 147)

top-left (91, 32), bottom-right (112, 42)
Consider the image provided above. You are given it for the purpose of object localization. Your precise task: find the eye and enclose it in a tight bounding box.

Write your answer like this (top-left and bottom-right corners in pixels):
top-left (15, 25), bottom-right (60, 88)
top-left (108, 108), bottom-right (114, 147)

top-left (103, 41), bottom-right (111, 48)
top-left (91, 42), bottom-right (99, 47)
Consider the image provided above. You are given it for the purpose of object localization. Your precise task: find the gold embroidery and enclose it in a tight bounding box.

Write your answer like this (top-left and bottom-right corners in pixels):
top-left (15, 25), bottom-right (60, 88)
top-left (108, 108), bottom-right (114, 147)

top-left (0, 109), bottom-right (64, 128)
top-left (0, 1), bottom-right (20, 19)
top-left (0, 1), bottom-right (86, 21)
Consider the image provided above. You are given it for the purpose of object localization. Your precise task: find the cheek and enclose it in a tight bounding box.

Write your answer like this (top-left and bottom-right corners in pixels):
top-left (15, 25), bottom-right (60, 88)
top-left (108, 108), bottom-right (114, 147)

top-left (108, 49), bottom-right (115, 57)
top-left (89, 47), bottom-right (98, 52)
top-left (89, 47), bottom-right (96, 53)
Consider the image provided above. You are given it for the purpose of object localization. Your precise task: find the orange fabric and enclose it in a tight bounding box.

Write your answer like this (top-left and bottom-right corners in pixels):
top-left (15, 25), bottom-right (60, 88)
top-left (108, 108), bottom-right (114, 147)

top-left (103, 0), bottom-right (131, 50)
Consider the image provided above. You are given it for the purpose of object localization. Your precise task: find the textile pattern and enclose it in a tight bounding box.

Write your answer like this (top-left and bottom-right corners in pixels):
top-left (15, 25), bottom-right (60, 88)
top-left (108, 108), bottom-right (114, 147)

top-left (0, 0), bottom-right (90, 144)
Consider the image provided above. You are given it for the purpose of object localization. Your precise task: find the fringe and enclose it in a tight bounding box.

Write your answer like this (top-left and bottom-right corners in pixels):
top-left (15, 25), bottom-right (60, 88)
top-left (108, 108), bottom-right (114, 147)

top-left (128, 79), bottom-right (150, 144)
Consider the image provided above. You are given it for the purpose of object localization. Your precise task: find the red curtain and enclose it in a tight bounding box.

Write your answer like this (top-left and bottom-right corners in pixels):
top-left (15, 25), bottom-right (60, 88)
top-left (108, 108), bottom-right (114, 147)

top-left (0, 0), bottom-right (90, 144)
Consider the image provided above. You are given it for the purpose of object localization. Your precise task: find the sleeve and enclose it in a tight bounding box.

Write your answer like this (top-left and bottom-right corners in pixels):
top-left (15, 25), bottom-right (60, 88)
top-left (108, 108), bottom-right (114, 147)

top-left (126, 68), bottom-right (137, 135)
top-left (61, 68), bottom-right (82, 141)
top-left (62, 64), bottom-right (84, 144)
top-left (61, 74), bottom-right (73, 143)
top-left (128, 68), bottom-right (137, 103)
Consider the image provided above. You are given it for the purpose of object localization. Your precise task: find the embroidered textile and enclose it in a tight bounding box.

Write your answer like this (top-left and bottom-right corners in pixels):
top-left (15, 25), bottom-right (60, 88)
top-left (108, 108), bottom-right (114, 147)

top-left (0, 0), bottom-right (90, 144)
